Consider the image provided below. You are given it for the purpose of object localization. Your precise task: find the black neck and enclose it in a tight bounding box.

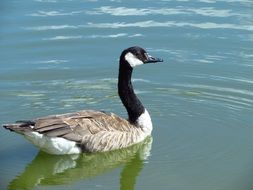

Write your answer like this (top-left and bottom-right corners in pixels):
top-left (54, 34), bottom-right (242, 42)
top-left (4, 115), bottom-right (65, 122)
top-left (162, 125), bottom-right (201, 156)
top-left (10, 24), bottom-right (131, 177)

top-left (118, 59), bottom-right (145, 123)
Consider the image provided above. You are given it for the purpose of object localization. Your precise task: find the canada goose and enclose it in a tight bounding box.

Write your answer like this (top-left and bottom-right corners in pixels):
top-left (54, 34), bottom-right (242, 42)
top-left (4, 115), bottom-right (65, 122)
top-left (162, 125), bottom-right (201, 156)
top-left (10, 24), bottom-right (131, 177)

top-left (3, 46), bottom-right (163, 154)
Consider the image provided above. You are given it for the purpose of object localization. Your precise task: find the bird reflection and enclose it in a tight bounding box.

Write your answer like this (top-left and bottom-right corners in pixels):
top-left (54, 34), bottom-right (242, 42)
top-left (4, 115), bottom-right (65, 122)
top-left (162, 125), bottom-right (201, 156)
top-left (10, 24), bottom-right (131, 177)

top-left (8, 137), bottom-right (152, 190)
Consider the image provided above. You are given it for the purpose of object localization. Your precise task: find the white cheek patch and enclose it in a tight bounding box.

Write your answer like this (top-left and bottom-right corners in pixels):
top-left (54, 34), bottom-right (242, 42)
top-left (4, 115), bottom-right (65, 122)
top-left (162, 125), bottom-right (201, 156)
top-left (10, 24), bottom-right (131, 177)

top-left (125, 52), bottom-right (143, 67)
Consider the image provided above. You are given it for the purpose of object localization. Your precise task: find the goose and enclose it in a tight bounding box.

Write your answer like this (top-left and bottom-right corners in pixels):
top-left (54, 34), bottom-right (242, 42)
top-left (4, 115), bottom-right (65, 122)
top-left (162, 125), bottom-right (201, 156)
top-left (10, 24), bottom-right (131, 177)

top-left (3, 46), bottom-right (163, 154)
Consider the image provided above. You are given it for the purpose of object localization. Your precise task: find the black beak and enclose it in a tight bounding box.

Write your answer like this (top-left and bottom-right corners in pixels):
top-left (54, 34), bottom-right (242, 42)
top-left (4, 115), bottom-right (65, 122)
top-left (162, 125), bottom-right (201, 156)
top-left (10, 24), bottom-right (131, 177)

top-left (144, 53), bottom-right (163, 64)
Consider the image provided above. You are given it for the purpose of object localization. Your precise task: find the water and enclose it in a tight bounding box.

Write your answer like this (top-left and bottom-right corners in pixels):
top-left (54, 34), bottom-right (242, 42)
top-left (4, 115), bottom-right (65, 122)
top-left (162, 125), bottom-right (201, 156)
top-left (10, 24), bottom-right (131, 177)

top-left (1, 0), bottom-right (253, 189)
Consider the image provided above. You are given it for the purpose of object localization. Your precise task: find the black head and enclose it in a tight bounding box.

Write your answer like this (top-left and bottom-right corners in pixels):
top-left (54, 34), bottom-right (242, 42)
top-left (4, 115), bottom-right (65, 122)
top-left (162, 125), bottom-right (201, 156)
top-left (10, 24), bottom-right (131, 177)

top-left (120, 46), bottom-right (163, 68)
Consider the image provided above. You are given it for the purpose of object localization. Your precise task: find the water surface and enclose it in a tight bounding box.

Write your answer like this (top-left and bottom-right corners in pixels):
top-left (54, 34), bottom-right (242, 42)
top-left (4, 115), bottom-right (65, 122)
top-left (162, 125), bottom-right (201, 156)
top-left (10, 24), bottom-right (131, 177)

top-left (1, 0), bottom-right (253, 190)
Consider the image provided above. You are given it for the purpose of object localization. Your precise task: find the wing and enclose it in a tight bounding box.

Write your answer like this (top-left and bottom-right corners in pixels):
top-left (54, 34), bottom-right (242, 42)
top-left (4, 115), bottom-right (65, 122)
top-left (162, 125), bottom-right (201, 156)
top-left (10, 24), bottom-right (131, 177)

top-left (33, 110), bottom-right (143, 152)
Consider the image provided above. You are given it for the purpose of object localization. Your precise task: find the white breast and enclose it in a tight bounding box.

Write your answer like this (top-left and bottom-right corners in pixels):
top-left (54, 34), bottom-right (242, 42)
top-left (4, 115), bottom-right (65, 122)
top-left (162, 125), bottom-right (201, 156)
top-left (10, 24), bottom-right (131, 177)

top-left (136, 109), bottom-right (153, 134)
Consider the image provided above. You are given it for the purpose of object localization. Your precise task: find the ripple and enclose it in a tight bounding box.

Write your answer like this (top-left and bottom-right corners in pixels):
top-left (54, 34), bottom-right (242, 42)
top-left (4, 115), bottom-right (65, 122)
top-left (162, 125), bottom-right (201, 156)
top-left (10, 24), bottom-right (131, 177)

top-left (42, 33), bottom-right (143, 40)
top-left (43, 35), bottom-right (83, 41)
top-left (34, 60), bottom-right (69, 64)
top-left (86, 20), bottom-right (253, 31)
top-left (194, 59), bottom-right (214, 64)
top-left (86, 6), bottom-right (249, 18)
top-left (24, 21), bottom-right (253, 32)
top-left (2, 78), bottom-right (155, 110)
top-left (16, 92), bottom-right (45, 97)
top-left (170, 83), bottom-right (253, 109)
top-left (186, 74), bottom-right (253, 85)
top-left (86, 6), bottom-right (184, 16)
top-left (34, 0), bottom-right (57, 2)
top-left (88, 33), bottom-right (128, 38)
top-left (174, 83), bottom-right (253, 97)
top-left (24, 25), bottom-right (80, 31)
top-left (199, 0), bottom-right (253, 3)
top-left (28, 10), bottom-right (82, 17)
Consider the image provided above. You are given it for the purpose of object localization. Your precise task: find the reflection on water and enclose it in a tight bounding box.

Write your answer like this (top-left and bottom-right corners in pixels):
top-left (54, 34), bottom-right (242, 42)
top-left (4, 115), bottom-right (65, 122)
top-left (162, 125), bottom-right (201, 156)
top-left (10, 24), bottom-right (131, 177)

top-left (8, 137), bottom-right (152, 190)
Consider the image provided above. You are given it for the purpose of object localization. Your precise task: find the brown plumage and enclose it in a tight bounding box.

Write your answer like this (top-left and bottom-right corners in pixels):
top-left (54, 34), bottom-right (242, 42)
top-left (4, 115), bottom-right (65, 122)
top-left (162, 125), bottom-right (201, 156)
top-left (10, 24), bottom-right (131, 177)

top-left (39, 110), bottom-right (148, 152)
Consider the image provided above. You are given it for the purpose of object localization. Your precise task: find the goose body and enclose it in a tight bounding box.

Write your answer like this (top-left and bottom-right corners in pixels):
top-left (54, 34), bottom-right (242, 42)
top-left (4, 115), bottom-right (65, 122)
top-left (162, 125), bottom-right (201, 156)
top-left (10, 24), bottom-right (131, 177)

top-left (3, 46), bottom-right (163, 154)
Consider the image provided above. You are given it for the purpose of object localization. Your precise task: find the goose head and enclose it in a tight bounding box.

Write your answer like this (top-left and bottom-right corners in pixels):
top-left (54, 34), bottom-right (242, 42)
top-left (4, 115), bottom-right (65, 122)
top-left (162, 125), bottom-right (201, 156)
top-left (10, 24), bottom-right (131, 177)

top-left (120, 46), bottom-right (163, 68)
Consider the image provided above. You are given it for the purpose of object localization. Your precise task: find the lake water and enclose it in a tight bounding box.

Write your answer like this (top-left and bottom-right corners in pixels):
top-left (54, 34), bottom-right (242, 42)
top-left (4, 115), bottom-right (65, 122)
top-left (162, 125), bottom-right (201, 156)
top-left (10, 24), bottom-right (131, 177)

top-left (1, 0), bottom-right (253, 189)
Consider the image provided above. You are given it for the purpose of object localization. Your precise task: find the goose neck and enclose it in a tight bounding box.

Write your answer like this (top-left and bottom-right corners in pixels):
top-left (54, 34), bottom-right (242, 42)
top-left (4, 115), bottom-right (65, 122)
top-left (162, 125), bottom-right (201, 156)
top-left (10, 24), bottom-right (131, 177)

top-left (118, 61), bottom-right (145, 124)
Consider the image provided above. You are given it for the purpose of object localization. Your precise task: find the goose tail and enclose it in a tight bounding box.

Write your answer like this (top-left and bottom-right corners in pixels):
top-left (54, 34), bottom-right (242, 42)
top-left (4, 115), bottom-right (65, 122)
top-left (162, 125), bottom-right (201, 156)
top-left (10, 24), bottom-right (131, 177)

top-left (3, 120), bottom-right (35, 134)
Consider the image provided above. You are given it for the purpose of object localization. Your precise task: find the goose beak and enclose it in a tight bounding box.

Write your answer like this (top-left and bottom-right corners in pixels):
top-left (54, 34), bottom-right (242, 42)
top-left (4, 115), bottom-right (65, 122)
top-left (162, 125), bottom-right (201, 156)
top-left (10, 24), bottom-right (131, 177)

top-left (144, 53), bottom-right (163, 64)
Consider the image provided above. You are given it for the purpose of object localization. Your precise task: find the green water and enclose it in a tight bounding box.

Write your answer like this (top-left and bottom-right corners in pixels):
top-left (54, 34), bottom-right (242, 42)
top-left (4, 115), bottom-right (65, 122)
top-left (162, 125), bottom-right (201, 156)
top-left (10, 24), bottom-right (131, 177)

top-left (1, 0), bottom-right (253, 189)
